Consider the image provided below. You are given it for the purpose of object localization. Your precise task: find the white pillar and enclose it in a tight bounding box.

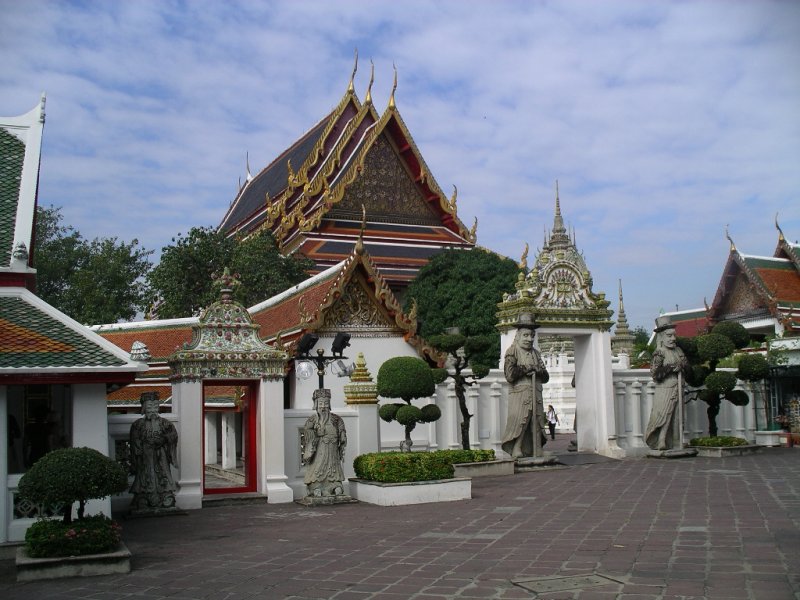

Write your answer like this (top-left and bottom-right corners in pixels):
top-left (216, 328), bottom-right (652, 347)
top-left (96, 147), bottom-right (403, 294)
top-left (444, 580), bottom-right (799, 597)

top-left (173, 380), bottom-right (203, 510)
top-left (73, 384), bottom-right (113, 518)
top-left (222, 412), bottom-right (237, 469)
top-left (489, 379), bottom-right (504, 454)
top-left (205, 412), bottom-right (218, 465)
top-left (258, 379), bottom-right (293, 503)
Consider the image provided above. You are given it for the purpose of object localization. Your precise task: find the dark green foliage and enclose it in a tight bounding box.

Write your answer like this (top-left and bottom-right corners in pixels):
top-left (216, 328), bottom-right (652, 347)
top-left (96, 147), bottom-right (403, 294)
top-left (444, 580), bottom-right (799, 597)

top-left (427, 333), bottom-right (492, 450)
top-left (704, 371), bottom-right (737, 395)
top-left (725, 390), bottom-right (750, 407)
top-left (353, 451), bottom-right (453, 483)
top-left (696, 333), bottom-right (735, 366)
top-left (34, 205), bottom-right (152, 324)
top-left (711, 321), bottom-right (750, 349)
top-left (378, 403), bottom-right (403, 423)
top-left (676, 337), bottom-right (699, 363)
top-left (420, 404), bottom-right (442, 423)
top-left (377, 357), bottom-right (435, 402)
top-left (377, 357), bottom-right (439, 450)
top-left (17, 447), bottom-right (127, 524)
top-left (736, 353), bottom-right (769, 382)
top-left (686, 364), bottom-right (710, 388)
top-left (688, 436), bottom-right (748, 447)
top-left (396, 405), bottom-right (423, 427)
top-left (148, 227), bottom-right (313, 318)
top-left (24, 514), bottom-right (121, 558)
top-left (404, 248), bottom-right (519, 367)
top-left (353, 449), bottom-right (496, 483)
top-left (431, 367), bottom-right (448, 384)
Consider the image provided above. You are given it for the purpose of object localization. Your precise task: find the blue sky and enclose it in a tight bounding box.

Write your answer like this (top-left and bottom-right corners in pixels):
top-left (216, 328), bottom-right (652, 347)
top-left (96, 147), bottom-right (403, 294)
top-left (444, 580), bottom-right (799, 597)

top-left (2, 0), bottom-right (799, 330)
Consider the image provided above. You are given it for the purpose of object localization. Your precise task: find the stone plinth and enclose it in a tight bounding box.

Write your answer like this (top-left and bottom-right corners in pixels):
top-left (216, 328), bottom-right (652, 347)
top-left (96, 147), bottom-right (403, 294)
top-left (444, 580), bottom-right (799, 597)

top-left (646, 448), bottom-right (698, 459)
top-left (453, 459), bottom-right (515, 478)
top-left (16, 543), bottom-right (131, 582)
top-left (349, 477), bottom-right (471, 506)
top-left (691, 445), bottom-right (762, 457)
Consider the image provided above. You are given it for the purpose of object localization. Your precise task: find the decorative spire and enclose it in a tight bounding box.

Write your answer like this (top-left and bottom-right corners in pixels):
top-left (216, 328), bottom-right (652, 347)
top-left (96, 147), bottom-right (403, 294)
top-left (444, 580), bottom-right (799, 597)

top-left (611, 279), bottom-right (635, 355)
top-left (214, 268), bottom-right (240, 304)
top-left (245, 152), bottom-right (253, 182)
top-left (388, 63), bottom-right (397, 110)
top-left (725, 225), bottom-right (736, 252)
top-left (355, 204), bottom-right (367, 255)
top-left (365, 60), bottom-right (374, 105)
top-left (775, 212), bottom-right (785, 242)
top-left (519, 242), bottom-right (529, 271)
top-left (348, 48), bottom-right (358, 94)
top-left (469, 217), bottom-right (478, 242)
top-left (548, 180), bottom-right (570, 247)
top-left (448, 184), bottom-right (457, 212)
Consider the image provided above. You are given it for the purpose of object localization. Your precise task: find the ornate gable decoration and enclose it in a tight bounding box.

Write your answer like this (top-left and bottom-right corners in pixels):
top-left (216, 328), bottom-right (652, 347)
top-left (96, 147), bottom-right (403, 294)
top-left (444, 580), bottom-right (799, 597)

top-left (169, 270), bottom-right (288, 381)
top-left (497, 188), bottom-right (613, 332)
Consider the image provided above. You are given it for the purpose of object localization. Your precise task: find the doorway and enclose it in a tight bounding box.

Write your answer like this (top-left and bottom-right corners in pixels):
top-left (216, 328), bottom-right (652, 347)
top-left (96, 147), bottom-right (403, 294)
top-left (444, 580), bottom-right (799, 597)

top-left (202, 381), bottom-right (257, 494)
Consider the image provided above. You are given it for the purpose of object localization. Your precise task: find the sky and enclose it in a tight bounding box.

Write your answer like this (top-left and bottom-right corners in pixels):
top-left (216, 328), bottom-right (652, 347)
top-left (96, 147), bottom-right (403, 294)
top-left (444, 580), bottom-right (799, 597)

top-left (2, 0), bottom-right (799, 331)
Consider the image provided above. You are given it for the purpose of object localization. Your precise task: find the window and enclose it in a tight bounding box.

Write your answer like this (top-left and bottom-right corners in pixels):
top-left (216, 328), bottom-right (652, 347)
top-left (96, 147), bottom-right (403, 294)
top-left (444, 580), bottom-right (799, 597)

top-left (7, 385), bottom-right (72, 474)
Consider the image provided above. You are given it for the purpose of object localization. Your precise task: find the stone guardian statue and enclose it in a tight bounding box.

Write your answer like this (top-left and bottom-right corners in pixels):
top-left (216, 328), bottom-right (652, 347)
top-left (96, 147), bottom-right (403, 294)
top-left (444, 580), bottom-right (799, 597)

top-left (501, 315), bottom-right (549, 458)
top-left (302, 389), bottom-right (347, 497)
top-left (645, 316), bottom-right (690, 451)
top-left (129, 392), bottom-right (179, 511)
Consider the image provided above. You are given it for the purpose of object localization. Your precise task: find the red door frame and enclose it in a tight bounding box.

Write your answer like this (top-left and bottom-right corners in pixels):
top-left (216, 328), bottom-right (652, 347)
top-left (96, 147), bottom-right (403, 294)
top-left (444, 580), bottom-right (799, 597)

top-left (202, 380), bottom-right (258, 495)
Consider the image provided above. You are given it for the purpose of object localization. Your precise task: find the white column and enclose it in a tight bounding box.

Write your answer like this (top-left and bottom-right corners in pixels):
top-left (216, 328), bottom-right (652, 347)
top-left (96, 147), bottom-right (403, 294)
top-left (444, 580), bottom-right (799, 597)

top-left (205, 412), bottom-right (218, 465)
top-left (222, 412), bottom-right (237, 469)
top-left (467, 385), bottom-right (479, 449)
top-left (489, 379), bottom-right (504, 454)
top-left (72, 384), bottom-right (113, 518)
top-left (615, 380), bottom-right (629, 448)
top-left (174, 380), bottom-right (203, 510)
top-left (630, 381), bottom-right (646, 451)
top-left (258, 379), bottom-right (293, 503)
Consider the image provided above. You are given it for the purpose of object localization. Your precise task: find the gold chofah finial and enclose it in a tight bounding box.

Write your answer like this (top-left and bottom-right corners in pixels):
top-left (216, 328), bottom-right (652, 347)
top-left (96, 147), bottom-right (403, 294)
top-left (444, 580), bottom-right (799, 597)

top-left (389, 63), bottom-right (398, 110)
top-left (725, 225), bottom-right (736, 252)
top-left (348, 48), bottom-right (358, 94)
top-left (448, 185), bottom-right (458, 212)
top-left (408, 297), bottom-right (418, 323)
top-left (355, 204), bottom-right (367, 255)
top-left (519, 242), bottom-right (529, 271)
top-left (775, 212), bottom-right (785, 241)
top-left (469, 217), bottom-right (478, 242)
top-left (703, 297), bottom-right (710, 311)
top-left (287, 158), bottom-right (295, 185)
top-left (365, 60), bottom-right (375, 105)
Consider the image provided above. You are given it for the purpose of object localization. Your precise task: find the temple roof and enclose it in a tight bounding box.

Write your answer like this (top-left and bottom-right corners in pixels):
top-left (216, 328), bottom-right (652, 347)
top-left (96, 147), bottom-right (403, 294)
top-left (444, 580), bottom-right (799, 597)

top-left (218, 68), bottom-right (476, 288)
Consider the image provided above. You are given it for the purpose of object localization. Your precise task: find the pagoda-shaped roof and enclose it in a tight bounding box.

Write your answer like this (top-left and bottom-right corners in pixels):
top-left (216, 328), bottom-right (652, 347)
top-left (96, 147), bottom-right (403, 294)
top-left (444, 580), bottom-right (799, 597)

top-left (497, 185), bottom-right (613, 332)
top-left (218, 65), bottom-right (476, 288)
top-left (707, 224), bottom-right (800, 336)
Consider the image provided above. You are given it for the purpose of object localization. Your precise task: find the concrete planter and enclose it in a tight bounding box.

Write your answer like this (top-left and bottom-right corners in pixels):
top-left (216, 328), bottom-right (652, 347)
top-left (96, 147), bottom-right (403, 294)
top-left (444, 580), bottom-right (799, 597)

top-left (754, 430), bottom-right (784, 447)
top-left (691, 445), bottom-right (762, 458)
top-left (453, 459), bottom-right (515, 478)
top-left (16, 543), bottom-right (131, 582)
top-left (349, 477), bottom-right (471, 506)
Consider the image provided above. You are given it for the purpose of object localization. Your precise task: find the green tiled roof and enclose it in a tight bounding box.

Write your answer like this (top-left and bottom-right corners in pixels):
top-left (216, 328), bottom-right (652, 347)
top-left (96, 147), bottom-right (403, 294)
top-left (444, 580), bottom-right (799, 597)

top-left (0, 296), bottom-right (128, 368)
top-left (743, 256), bottom-right (795, 271)
top-left (0, 129), bottom-right (24, 265)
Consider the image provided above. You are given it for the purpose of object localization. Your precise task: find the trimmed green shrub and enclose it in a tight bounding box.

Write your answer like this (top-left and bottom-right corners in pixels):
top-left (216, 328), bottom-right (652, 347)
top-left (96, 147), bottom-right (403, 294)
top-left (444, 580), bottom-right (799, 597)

top-left (725, 389), bottom-right (750, 407)
top-left (420, 404), bottom-right (442, 423)
top-left (378, 403), bottom-right (403, 422)
top-left (396, 405), bottom-right (423, 427)
top-left (705, 371), bottom-right (737, 395)
top-left (24, 514), bottom-right (122, 558)
top-left (353, 449), bottom-right (496, 483)
top-left (736, 353), bottom-right (769, 382)
top-left (18, 447), bottom-right (127, 523)
top-left (711, 322), bottom-right (750, 349)
top-left (688, 436), bottom-right (748, 447)
top-left (697, 334), bottom-right (735, 365)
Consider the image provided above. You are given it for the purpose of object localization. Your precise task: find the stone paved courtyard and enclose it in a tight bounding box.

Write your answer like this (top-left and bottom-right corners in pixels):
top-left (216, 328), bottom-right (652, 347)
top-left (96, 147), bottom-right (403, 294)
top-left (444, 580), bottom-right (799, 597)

top-left (1, 441), bottom-right (798, 600)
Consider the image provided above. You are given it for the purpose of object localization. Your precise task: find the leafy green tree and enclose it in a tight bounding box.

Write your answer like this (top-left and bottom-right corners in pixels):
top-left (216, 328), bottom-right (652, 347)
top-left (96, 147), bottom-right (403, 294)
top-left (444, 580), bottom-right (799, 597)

top-left (377, 356), bottom-right (440, 452)
top-left (34, 206), bottom-right (152, 324)
top-left (428, 332), bottom-right (492, 450)
top-left (631, 325), bottom-right (653, 368)
top-left (148, 227), bottom-right (313, 318)
top-left (404, 248), bottom-right (519, 367)
top-left (683, 321), bottom-right (762, 436)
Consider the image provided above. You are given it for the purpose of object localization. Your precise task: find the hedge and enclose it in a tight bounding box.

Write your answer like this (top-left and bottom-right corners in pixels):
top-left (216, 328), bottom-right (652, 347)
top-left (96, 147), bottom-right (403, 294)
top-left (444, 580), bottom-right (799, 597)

top-left (353, 449), bottom-right (496, 483)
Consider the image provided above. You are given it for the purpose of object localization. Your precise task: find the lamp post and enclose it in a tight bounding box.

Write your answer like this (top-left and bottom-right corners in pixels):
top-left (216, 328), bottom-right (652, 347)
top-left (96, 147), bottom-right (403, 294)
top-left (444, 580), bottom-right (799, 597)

top-left (295, 332), bottom-right (352, 389)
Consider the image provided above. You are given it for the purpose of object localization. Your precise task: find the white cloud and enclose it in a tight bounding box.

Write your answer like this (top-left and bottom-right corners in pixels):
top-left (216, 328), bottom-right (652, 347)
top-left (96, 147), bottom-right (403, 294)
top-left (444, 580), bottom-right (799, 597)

top-left (1, 0), bottom-right (798, 330)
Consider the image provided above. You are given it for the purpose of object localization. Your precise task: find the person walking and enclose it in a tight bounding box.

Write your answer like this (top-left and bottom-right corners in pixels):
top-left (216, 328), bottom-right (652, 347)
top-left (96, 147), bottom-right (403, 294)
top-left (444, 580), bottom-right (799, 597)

top-left (546, 404), bottom-right (560, 441)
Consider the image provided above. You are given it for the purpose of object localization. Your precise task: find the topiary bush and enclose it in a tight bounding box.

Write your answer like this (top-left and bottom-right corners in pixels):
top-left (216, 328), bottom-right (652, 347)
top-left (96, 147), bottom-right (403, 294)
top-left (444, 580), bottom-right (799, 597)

top-left (688, 436), bottom-right (748, 447)
top-left (18, 447), bottom-right (128, 524)
top-left (711, 322), bottom-right (750, 350)
top-left (377, 356), bottom-right (439, 451)
top-left (24, 514), bottom-right (122, 558)
top-left (353, 449), bottom-right (496, 483)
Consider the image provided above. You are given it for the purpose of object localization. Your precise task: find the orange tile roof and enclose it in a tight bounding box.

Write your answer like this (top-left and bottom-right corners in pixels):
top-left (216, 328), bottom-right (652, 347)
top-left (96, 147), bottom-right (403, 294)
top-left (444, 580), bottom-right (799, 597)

top-left (99, 325), bottom-right (193, 360)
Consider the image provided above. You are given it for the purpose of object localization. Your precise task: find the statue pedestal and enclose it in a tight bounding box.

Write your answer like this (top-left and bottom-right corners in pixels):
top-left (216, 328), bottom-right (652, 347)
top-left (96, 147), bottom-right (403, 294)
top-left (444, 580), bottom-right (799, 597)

top-left (646, 448), bottom-right (698, 459)
top-left (296, 495), bottom-right (358, 507)
top-left (514, 455), bottom-right (562, 472)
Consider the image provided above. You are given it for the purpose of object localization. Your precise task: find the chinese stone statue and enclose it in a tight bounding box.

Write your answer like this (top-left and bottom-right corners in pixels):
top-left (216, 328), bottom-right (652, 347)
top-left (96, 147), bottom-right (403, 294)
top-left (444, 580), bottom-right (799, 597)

top-left (130, 392), bottom-right (179, 510)
top-left (302, 389), bottom-right (347, 497)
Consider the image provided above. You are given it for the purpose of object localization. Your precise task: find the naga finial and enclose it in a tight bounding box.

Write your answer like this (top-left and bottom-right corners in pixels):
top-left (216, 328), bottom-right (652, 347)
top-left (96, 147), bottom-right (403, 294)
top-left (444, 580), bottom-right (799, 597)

top-left (519, 242), bottom-right (529, 271)
top-left (469, 217), bottom-right (478, 242)
top-left (365, 60), bottom-right (375, 105)
top-left (775, 212), bottom-right (784, 241)
top-left (725, 224), bottom-right (736, 252)
top-left (389, 63), bottom-right (398, 110)
top-left (348, 48), bottom-right (358, 94)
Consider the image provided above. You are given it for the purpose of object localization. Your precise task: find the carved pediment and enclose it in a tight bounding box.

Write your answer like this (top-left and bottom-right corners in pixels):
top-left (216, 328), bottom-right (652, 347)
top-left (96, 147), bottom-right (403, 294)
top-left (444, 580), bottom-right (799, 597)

top-left (319, 278), bottom-right (399, 334)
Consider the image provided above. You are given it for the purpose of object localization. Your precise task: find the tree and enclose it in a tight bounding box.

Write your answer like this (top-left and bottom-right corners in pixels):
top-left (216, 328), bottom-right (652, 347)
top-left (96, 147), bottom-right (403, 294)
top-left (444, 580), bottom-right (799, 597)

top-left (18, 447), bottom-right (127, 524)
top-left (404, 248), bottom-right (520, 367)
top-left (148, 227), bottom-right (313, 318)
top-left (428, 332), bottom-right (492, 450)
top-left (377, 356), bottom-right (440, 452)
top-left (34, 205), bottom-right (152, 324)
top-left (682, 321), bottom-right (756, 436)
